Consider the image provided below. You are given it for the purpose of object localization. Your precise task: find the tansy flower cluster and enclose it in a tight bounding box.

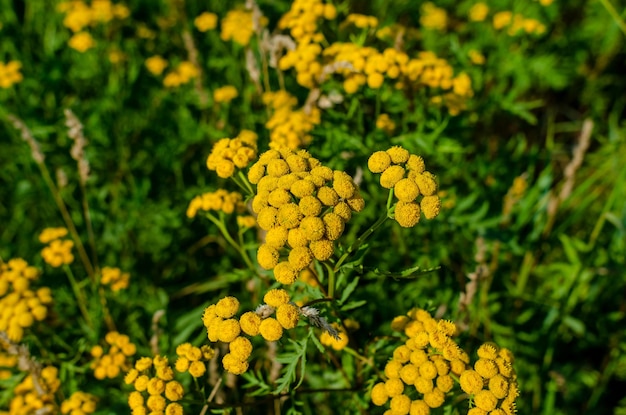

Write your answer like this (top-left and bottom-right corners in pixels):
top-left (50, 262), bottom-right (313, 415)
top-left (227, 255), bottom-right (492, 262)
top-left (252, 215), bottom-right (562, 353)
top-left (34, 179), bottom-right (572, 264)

top-left (213, 85), bottom-right (239, 104)
top-left (41, 239), bottom-right (74, 267)
top-left (0, 258), bottom-right (52, 342)
top-left (100, 266), bottom-right (130, 291)
top-left (420, 2), bottom-right (448, 31)
top-left (163, 61), bottom-right (199, 88)
top-left (367, 146), bottom-right (441, 227)
top-left (262, 91), bottom-right (321, 149)
top-left (90, 331), bottom-right (137, 379)
top-left (220, 9), bottom-right (256, 46)
top-left (0, 60), bottom-right (23, 89)
top-left (370, 308), bottom-right (468, 414)
top-left (493, 11), bottom-right (546, 35)
top-left (174, 343), bottom-right (215, 378)
top-left (125, 356), bottom-right (184, 415)
top-left (186, 190), bottom-right (246, 219)
top-left (248, 148), bottom-right (364, 284)
top-left (277, 0), bottom-right (337, 88)
top-left (203, 291), bottom-right (311, 374)
top-left (145, 55), bottom-right (168, 76)
top-left (8, 366), bottom-right (60, 415)
top-left (206, 130), bottom-right (258, 178)
top-left (460, 343), bottom-right (519, 415)
top-left (194, 11), bottom-right (218, 32)
top-left (60, 391), bottom-right (97, 415)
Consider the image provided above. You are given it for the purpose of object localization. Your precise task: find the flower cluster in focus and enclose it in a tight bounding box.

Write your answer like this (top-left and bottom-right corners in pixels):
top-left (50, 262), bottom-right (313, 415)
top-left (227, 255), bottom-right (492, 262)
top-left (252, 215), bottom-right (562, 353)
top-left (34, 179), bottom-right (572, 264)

top-left (249, 147), bottom-right (364, 284)
top-left (368, 146), bottom-right (441, 227)
top-left (90, 331), bottom-right (137, 379)
top-left (125, 356), bottom-right (184, 415)
top-left (174, 343), bottom-right (215, 378)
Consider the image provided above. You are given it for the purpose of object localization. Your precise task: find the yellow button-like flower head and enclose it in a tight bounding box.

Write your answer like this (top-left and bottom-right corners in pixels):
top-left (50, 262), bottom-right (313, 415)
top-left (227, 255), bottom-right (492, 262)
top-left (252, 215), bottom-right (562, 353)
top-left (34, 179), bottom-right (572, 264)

top-left (259, 317), bottom-right (283, 341)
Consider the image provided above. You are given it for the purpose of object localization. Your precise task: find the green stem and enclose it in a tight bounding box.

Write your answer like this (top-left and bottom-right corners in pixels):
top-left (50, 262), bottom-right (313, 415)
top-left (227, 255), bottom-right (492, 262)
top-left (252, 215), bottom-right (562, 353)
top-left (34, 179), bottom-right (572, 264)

top-left (236, 170), bottom-right (255, 197)
top-left (323, 261), bottom-right (336, 299)
top-left (598, 0), bottom-right (626, 36)
top-left (64, 264), bottom-right (93, 328)
top-left (39, 165), bottom-right (95, 280)
top-left (206, 212), bottom-right (256, 273)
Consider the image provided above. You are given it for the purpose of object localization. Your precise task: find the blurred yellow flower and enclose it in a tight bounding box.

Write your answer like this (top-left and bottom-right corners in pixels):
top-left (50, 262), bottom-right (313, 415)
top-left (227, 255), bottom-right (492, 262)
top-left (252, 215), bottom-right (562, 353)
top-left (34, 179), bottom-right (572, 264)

top-left (145, 55), bottom-right (168, 76)
top-left (68, 31), bottom-right (95, 52)
top-left (469, 3), bottom-right (489, 22)
top-left (194, 12), bottom-right (218, 32)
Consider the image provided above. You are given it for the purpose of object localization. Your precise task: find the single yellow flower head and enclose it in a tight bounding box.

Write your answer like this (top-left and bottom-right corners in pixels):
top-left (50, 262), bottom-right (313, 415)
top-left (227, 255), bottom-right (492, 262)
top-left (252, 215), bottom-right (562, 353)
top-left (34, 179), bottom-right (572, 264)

top-left (277, 203), bottom-right (302, 229)
top-left (276, 303), bottom-right (300, 329)
top-left (147, 377), bottom-right (166, 395)
top-left (370, 382), bottom-right (389, 406)
top-left (274, 261), bottom-right (298, 285)
top-left (288, 246), bottom-right (313, 271)
top-left (309, 239), bottom-right (334, 261)
top-left (265, 226), bottom-right (288, 248)
top-left (475, 358), bottom-right (499, 379)
top-left (459, 369), bottom-right (484, 395)
top-left (323, 212), bottom-right (345, 241)
top-left (215, 296), bottom-right (240, 319)
top-left (407, 154), bottom-right (426, 173)
top-left (267, 159), bottom-right (290, 177)
top-left (288, 227), bottom-right (309, 248)
top-left (299, 195), bottom-right (323, 217)
top-left (166, 402), bottom-right (184, 415)
top-left (263, 288), bottom-right (290, 308)
top-left (368, 151), bottom-right (392, 173)
top-left (384, 378), bottom-right (404, 397)
top-left (239, 311), bottom-right (262, 336)
top-left (290, 179), bottom-right (316, 198)
top-left (380, 165), bottom-right (405, 188)
top-left (317, 186), bottom-right (339, 206)
top-left (194, 12), bottom-right (218, 32)
top-left (332, 172), bottom-right (356, 199)
top-left (248, 163), bottom-right (266, 184)
top-left (268, 188), bottom-right (292, 207)
top-left (38, 227), bottom-right (68, 243)
top-left (257, 207), bottom-right (278, 230)
top-left (419, 361), bottom-right (438, 380)
top-left (437, 374), bottom-right (454, 393)
top-left (488, 374), bottom-right (509, 399)
top-left (259, 317), bottom-right (283, 341)
top-left (384, 360), bottom-right (403, 379)
top-left (229, 336), bottom-right (253, 360)
top-left (409, 400), bottom-right (430, 415)
top-left (474, 389), bottom-right (498, 411)
top-left (394, 178), bottom-right (420, 202)
top-left (188, 361), bottom-right (206, 378)
top-left (165, 380), bottom-right (184, 401)
top-left (68, 31), bottom-right (95, 52)
top-left (222, 353), bottom-right (249, 375)
top-left (394, 201), bottom-right (421, 228)
top-left (390, 394), bottom-right (411, 414)
top-left (300, 216), bottom-right (325, 241)
top-left (217, 319), bottom-right (241, 343)
top-left (399, 363), bottom-right (419, 385)
top-left (414, 377), bottom-right (434, 394)
top-left (415, 172), bottom-right (437, 196)
top-left (386, 146), bottom-right (410, 164)
top-left (423, 388), bottom-right (445, 408)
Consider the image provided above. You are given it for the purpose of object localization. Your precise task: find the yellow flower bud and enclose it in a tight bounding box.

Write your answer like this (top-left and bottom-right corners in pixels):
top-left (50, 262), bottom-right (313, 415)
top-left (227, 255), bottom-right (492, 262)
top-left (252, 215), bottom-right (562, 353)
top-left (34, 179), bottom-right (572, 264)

top-left (390, 394), bottom-right (411, 414)
top-left (276, 303), bottom-right (299, 329)
top-left (323, 213), bottom-right (344, 240)
top-left (474, 390), bottom-right (497, 411)
top-left (215, 296), bottom-right (240, 318)
top-left (309, 239), bottom-right (334, 261)
top-left (414, 377), bottom-right (434, 394)
top-left (274, 261), bottom-right (298, 285)
top-left (407, 154), bottom-right (426, 173)
top-left (288, 227), bottom-right (309, 247)
top-left (384, 378), bottom-right (404, 397)
top-left (475, 358), bottom-right (499, 379)
top-left (248, 163), bottom-right (265, 184)
top-left (259, 317), bottom-right (283, 341)
top-left (257, 244), bottom-right (279, 270)
top-left (277, 203), bottom-right (302, 229)
top-left (414, 172), bottom-right (437, 196)
top-left (394, 201), bottom-right (421, 227)
top-left (368, 151), bottom-right (392, 173)
top-left (257, 207), bottom-right (278, 230)
top-left (370, 382), bottom-right (388, 406)
top-left (399, 363), bottom-right (419, 385)
top-left (488, 374), bottom-right (509, 399)
top-left (288, 246), bottom-right (313, 271)
top-left (386, 146), bottom-right (410, 164)
top-left (268, 188), bottom-right (292, 207)
top-left (222, 353), bottom-right (249, 375)
top-left (267, 159), bottom-right (290, 177)
top-left (420, 195), bottom-right (441, 219)
top-left (188, 361), bottom-right (206, 378)
top-left (380, 165), bottom-right (405, 188)
top-left (265, 226), bottom-right (288, 248)
top-left (217, 319), bottom-right (241, 343)
top-left (299, 195), bottom-right (323, 216)
top-left (300, 216), bottom-right (325, 241)
top-left (409, 400), bottom-right (430, 415)
top-left (423, 388), bottom-right (445, 408)
top-left (460, 369), bottom-right (484, 394)
top-left (437, 374), bottom-right (454, 393)
top-left (290, 179), bottom-right (316, 198)
top-left (394, 178), bottom-right (420, 202)
top-left (317, 186), bottom-right (339, 206)
top-left (239, 311), bottom-right (262, 336)
top-left (229, 336), bottom-right (253, 360)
